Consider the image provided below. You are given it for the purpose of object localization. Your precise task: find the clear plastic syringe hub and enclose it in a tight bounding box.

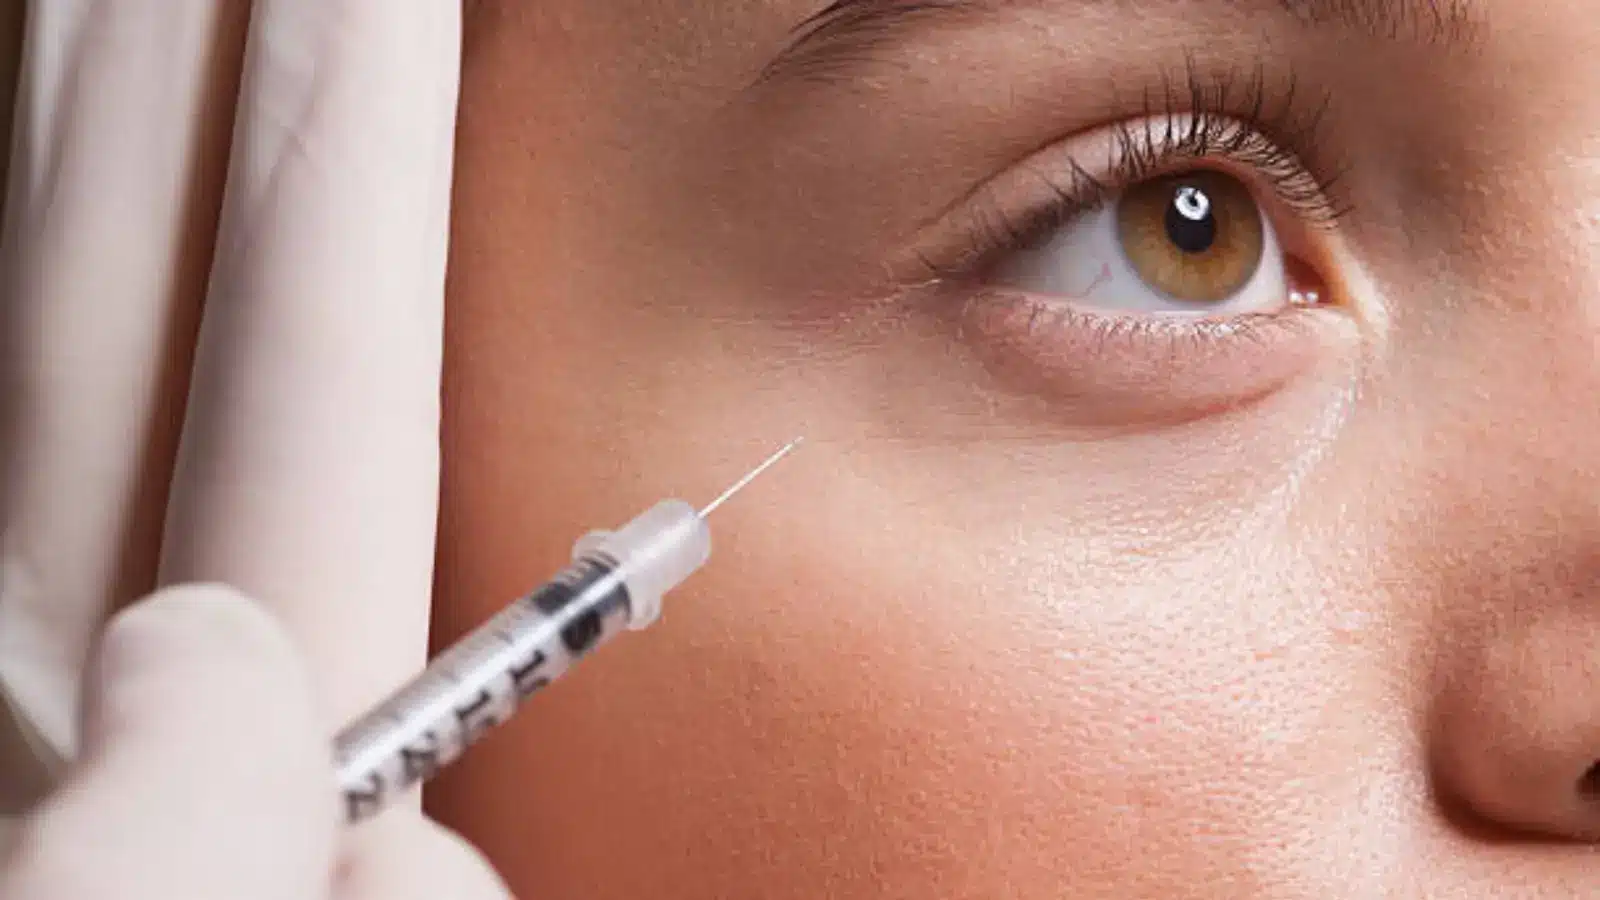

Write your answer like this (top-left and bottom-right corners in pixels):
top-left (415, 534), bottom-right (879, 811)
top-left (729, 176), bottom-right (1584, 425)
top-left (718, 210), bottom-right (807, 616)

top-left (573, 499), bottom-right (710, 630)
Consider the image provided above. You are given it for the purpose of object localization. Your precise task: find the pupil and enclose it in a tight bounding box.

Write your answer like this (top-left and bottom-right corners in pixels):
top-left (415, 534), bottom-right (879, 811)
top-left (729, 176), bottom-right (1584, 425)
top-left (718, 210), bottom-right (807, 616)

top-left (1165, 185), bottom-right (1216, 255)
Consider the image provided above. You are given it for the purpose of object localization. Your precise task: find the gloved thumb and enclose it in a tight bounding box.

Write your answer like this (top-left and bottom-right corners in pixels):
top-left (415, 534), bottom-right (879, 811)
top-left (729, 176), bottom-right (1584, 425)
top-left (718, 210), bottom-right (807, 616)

top-left (1, 585), bottom-right (339, 900)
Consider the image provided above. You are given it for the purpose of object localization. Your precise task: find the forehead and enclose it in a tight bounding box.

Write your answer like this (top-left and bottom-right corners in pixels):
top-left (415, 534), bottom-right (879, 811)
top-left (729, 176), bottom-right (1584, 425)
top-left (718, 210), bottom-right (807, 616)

top-left (485, 0), bottom-right (1597, 71)
top-left (470, 0), bottom-right (1590, 135)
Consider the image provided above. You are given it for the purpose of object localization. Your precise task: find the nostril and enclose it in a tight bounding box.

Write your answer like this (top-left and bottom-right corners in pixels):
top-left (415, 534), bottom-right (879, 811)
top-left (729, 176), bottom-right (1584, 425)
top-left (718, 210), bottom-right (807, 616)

top-left (1582, 762), bottom-right (1600, 799)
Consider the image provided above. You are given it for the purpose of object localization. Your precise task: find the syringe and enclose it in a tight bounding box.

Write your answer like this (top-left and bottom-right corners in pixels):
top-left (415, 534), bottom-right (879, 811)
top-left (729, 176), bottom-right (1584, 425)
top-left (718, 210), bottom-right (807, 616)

top-left (332, 438), bottom-right (803, 825)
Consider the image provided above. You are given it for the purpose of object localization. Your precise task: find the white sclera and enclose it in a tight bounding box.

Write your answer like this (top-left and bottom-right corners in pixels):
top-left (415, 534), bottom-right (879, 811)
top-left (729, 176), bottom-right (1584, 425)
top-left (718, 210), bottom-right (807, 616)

top-left (992, 184), bottom-right (1287, 317)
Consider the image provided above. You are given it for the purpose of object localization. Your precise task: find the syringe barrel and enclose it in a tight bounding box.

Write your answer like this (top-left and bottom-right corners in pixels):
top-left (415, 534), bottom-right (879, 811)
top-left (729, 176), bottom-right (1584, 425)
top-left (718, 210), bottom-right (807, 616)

top-left (332, 499), bottom-right (710, 825)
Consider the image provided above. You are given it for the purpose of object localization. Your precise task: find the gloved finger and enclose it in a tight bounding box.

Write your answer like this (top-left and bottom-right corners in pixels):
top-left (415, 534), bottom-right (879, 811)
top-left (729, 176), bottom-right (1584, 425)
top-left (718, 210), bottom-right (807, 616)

top-left (0, 585), bottom-right (338, 900)
top-left (157, 1), bottom-right (461, 728)
top-left (0, 0), bottom-right (247, 762)
top-left (335, 812), bottom-right (510, 900)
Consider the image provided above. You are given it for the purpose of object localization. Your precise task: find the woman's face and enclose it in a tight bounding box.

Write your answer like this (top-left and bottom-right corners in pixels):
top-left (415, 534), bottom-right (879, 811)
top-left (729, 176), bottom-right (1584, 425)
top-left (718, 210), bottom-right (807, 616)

top-left (427, 1), bottom-right (1600, 896)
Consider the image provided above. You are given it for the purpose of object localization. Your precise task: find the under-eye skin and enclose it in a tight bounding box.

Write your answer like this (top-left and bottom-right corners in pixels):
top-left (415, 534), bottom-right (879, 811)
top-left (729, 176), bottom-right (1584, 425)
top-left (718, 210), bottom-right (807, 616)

top-left (896, 66), bottom-right (1355, 422)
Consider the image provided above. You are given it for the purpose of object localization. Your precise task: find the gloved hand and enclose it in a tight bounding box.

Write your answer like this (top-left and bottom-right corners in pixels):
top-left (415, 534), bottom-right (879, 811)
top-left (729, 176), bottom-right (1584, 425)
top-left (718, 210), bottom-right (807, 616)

top-left (0, 586), bottom-right (511, 899)
top-left (0, 0), bottom-right (487, 889)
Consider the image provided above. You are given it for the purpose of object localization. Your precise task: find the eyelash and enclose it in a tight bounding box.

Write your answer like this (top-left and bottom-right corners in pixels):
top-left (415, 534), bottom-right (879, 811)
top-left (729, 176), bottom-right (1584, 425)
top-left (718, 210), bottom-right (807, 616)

top-left (931, 65), bottom-right (1349, 279)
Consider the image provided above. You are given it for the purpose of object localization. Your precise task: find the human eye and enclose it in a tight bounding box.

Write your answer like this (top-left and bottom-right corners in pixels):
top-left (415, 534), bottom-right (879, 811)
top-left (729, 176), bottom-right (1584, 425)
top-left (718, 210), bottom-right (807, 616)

top-left (993, 166), bottom-right (1318, 317)
top-left (901, 68), bottom-right (1357, 422)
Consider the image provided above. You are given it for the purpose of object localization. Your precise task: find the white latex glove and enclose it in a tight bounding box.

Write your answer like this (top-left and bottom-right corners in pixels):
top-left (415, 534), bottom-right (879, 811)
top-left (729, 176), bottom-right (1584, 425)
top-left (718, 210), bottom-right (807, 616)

top-left (0, 0), bottom-right (485, 887)
top-left (0, 586), bottom-right (510, 899)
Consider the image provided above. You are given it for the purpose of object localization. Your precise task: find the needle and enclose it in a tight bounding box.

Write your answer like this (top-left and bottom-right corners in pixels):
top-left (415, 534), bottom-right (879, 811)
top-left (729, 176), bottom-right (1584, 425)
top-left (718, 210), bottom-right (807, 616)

top-left (698, 437), bottom-right (805, 518)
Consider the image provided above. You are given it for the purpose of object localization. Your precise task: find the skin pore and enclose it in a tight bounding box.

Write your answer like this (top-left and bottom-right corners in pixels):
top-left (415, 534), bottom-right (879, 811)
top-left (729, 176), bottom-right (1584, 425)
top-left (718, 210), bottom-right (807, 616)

top-left (428, 1), bottom-right (1600, 897)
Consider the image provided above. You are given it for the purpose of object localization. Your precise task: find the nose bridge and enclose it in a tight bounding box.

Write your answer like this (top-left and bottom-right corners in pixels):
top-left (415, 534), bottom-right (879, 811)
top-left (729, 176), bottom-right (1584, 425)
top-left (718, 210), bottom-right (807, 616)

top-left (1420, 307), bottom-right (1600, 523)
top-left (1401, 277), bottom-right (1600, 613)
top-left (1440, 117), bottom-right (1600, 479)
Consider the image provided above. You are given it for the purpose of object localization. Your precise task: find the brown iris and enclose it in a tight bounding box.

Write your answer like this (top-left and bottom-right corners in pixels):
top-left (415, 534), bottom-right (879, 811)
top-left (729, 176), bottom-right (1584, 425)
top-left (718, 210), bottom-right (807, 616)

top-left (1115, 170), bottom-right (1264, 305)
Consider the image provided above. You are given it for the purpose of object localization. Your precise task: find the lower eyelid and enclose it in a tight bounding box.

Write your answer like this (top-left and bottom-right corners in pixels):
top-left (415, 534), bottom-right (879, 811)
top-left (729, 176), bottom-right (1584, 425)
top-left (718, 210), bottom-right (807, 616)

top-left (953, 287), bottom-right (1344, 427)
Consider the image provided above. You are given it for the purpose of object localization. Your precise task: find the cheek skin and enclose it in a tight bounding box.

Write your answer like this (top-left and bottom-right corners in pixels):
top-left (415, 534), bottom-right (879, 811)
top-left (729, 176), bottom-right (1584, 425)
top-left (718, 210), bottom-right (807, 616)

top-left (426, 195), bottom-right (1386, 898)
top-left (427, 420), bottom-right (1410, 899)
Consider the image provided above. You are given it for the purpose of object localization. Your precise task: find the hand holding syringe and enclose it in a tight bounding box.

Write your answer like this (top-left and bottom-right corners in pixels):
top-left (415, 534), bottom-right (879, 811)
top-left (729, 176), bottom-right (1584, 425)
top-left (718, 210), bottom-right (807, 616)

top-left (333, 439), bottom-right (804, 825)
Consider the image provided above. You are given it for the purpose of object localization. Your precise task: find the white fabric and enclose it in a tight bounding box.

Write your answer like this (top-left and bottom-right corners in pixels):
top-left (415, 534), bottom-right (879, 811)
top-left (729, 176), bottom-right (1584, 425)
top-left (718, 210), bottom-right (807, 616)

top-left (0, 1), bottom-right (489, 890)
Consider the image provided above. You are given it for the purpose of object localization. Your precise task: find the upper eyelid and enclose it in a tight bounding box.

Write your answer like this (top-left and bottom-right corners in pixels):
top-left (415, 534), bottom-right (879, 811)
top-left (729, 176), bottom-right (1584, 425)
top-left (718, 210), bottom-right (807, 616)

top-left (1116, 62), bottom-right (1350, 213)
top-left (898, 61), bottom-right (1345, 237)
top-left (1107, 114), bottom-right (1352, 226)
top-left (886, 63), bottom-right (1354, 287)
top-left (900, 111), bottom-right (1346, 288)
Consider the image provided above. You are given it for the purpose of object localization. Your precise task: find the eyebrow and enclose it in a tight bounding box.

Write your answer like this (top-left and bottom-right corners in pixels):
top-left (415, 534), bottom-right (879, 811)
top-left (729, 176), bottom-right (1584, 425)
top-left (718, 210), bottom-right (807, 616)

top-left (761, 0), bottom-right (1483, 82)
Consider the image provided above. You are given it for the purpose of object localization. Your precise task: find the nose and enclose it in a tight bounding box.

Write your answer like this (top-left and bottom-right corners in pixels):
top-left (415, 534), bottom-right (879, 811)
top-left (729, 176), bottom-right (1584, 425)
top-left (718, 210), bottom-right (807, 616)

top-left (1430, 603), bottom-right (1600, 840)
top-left (1399, 120), bottom-right (1600, 838)
top-left (1392, 266), bottom-right (1600, 842)
top-left (1384, 1), bottom-right (1600, 842)
top-left (1410, 336), bottom-right (1600, 842)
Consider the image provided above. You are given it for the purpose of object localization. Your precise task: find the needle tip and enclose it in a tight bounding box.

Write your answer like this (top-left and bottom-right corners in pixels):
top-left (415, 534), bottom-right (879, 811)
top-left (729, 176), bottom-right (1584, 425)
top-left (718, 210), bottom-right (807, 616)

top-left (699, 437), bottom-right (806, 518)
